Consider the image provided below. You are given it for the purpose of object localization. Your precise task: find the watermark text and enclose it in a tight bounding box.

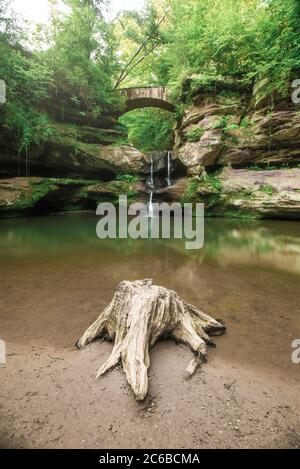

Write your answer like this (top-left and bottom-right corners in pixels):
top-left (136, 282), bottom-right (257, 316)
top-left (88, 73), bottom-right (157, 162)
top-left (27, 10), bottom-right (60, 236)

top-left (0, 340), bottom-right (6, 367)
top-left (96, 196), bottom-right (204, 250)
top-left (291, 339), bottom-right (300, 364)
top-left (292, 79), bottom-right (300, 104)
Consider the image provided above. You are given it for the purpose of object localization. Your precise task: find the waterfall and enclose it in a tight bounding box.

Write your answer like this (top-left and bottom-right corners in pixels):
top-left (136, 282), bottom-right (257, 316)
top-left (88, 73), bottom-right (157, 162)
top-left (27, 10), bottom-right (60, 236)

top-left (166, 151), bottom-right (172, 186)
top-left (148, 191), bottom-right (154, 218)
top-left (148, 155), bottom-right (154, 217)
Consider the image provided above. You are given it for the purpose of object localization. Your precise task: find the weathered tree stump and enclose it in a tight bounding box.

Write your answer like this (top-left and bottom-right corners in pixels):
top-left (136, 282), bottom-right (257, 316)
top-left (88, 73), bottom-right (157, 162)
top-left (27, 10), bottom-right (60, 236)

top-left (77, 279), bottom-right (225, 400)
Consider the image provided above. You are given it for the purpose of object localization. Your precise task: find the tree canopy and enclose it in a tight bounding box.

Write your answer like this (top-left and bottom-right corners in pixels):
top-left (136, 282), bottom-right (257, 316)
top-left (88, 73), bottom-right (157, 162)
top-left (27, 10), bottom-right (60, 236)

top-left (0, 0), bottom-right (299, 155)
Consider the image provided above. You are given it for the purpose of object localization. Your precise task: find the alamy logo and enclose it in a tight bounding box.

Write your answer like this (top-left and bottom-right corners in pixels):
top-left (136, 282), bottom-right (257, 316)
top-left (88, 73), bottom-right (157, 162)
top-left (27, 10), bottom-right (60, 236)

top-left (291, 339), bottom-right (300, 364)
top-left (291, 79), bottom-right (300, 104)
top-left (0, 79), bottom-right (6, 104)
top-left (0, 340), bottom-right (6, 366)
top-left (96, 196), bottom-right (204, 250)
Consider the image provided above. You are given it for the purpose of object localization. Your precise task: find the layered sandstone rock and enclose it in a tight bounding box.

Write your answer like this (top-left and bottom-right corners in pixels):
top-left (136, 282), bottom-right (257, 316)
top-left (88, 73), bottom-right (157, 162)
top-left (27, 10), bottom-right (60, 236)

top-left (0, 176), bottom-right (143, 218)
top-left (175, 87), bottom-right (300, 173)
top-left (177, 167), bottom-right (300, 220)
top-left (0, 123), bottom-right (147, 179)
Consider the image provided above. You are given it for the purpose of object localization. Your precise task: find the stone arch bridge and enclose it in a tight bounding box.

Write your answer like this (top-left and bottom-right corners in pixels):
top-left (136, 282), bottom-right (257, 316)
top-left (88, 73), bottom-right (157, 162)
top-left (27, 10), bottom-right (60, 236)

top-left (118, 86), bottom-right (176, 114)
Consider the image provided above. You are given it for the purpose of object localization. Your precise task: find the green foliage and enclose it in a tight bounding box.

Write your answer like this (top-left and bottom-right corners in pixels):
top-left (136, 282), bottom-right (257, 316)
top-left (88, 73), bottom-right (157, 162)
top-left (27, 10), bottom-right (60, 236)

top-left (260, 185), bottom-right (275, 195)
top-left (247, 164), bottom-right (263, 171)
top-left (1, 0), bottom-right (300, 165)
top-left (111, 135), bottom-right (129, 147)
top-left (0, 1), bottom-right (55, 168)
top-left (181, 178), bottom-right (200, 204)
top-left (113, 3), bottom-right (167, 88)
top-left (226, 123), bottom-right (239, 131)
top-left (42, 0), bottom-right (119, 116)
top-left (186, 126), bottom-right (205, 142)
top-left (105, 180), bottom-right (138, 200)
top-left (181, 172), bottom-right (222, 207)
top-left (116, 173), bottom-right (138, 183)
top-left (0, 0), bottom-right (119, 166)
top-left (240, 118), bottom-right (251, 129)
top-left (247, 162), bottom-right (293, 171)
top-left (114, 0), bottom-right (300, 145)
top-left (213, 116), bottom-right (231, 130)
top-left (162, 0), bottom-right (300, 101)
top-left (212, 115), bottom-right (253, 144)
top-left (6, 107), bottom-right (55, 150)
top-left (205, 173), bottom-right (222, 193)
top-left (119, 108), bottom-right (175, 152)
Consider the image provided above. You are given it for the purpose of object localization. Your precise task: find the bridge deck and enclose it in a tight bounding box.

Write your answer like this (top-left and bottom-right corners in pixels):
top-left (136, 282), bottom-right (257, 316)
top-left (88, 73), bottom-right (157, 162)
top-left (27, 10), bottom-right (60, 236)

top-left (118, 86), bottom-right (175, 113)
top-left (119, 86), bottom-right (168, 100)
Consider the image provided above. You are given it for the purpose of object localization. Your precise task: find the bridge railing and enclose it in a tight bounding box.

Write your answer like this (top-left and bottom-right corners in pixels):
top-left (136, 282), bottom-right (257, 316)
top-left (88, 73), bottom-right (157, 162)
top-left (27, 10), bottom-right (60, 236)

top-left (118, 86), bottom-right (168, 101)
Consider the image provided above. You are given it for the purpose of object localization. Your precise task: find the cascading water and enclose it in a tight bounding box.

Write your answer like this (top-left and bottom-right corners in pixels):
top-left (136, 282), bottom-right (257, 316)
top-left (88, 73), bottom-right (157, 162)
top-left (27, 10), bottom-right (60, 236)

top-left (166, 151), bottom-right (172, 186)
top-left (148, 151), bottom-right (172, 217)
top-left (148, 155), bottom-right (154, 217)
top-left (148, 191), bottom-right (154, 218)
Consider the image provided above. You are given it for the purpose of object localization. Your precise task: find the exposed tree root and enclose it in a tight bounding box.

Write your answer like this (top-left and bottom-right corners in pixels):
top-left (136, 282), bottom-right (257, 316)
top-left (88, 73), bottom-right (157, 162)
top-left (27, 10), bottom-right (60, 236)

top-left (77, 279), bottom-right (225, 400)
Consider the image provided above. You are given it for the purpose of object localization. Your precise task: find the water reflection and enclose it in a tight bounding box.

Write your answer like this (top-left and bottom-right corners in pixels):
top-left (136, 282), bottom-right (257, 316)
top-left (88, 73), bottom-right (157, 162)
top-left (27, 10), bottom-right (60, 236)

top-left (1, 214), bottom-right (299, 378)
top-left (0, 215), bottom-right (299, 276)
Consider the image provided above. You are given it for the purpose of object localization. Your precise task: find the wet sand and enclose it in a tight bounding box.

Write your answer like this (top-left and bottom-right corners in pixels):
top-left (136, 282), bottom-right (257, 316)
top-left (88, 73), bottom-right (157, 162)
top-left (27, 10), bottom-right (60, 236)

top-left (0, 215), bottom-right (299, 448)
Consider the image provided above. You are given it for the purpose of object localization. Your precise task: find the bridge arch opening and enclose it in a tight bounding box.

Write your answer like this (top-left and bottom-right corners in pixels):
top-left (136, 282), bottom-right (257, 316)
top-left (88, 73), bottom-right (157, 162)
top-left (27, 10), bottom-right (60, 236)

top-left (118, 106), bottom-right (175, 153)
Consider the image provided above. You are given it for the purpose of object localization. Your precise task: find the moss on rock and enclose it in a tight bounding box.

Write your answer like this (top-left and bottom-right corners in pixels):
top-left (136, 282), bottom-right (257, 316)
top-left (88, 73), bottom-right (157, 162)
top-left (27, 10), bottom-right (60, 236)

top-left (178, 167), bottom-right (300, 220)
top-left (0, 176), bottom-right (141, 218)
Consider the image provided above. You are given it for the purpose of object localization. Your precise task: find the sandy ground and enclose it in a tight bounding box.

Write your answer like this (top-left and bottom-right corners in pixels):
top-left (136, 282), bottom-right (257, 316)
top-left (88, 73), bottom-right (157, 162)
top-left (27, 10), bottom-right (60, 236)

top-left (0, 338), bottom-right (299, 449)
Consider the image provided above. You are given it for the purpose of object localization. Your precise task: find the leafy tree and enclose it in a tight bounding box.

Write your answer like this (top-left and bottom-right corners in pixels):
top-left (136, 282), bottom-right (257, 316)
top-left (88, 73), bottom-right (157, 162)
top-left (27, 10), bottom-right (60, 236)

top-left (161, 0), bottom-right (300, 100)
top-left (119, 108), bottom-right (175, 152)
top-left (42, 0), bottom-right (119, 118)
top-left (0, 0), bottom-right (120, 173)
top-left (0, 0), bottom-right (54, 174)
top-left (113, 2), bottom-right (170, 88)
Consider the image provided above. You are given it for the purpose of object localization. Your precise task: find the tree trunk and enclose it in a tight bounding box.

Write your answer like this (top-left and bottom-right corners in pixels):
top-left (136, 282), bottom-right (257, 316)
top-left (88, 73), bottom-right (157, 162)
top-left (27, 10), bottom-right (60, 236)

top-left (77, 279), bottom-right (225, 400)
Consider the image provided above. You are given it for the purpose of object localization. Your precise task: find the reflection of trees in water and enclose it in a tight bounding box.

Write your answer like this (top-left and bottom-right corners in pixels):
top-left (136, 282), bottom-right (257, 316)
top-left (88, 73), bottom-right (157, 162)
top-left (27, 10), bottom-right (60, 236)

top-left (0, 216), bottom-right (300, 275)
top-left (154, 218), bottom-right (300, 276)
top-left (205, 219), bottom-right (300, 275)
top-left (0, 216), bottom-right (99, 259)
top-left (213, 231), bottom-right (300, 275)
